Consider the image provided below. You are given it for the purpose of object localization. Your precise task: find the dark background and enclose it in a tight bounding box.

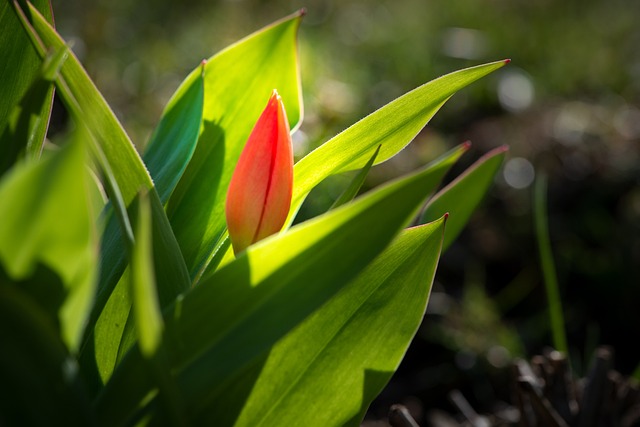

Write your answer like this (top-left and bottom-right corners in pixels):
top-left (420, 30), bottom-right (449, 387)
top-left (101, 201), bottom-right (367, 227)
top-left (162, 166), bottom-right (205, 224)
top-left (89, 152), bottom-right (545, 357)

top-left (51, 0), bottom-right (640, 423)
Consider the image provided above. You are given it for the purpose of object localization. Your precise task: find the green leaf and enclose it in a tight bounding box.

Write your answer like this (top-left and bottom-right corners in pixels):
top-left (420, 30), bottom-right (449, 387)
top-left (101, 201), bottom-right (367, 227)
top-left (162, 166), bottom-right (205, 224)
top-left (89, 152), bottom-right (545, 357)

top-left (128, 191), bottom-right (187, 426)
top-left (130, 191), bottom-right (163, 358)
top-left (165, 11), bottom-right (303, 282)
top-left (204, 141), bottom-right (471, 277)
top-left (0, 139), bottom-right (98, 352)
top-left (13, 1), bottom-right (191, 302)
top-left (94, 150), bottom-right (455, 425)
top-left (225, 218), bottom-right (446, 427)
top-left (330, 144), bottom-right (381, 210)
top-left (0, 285), bottom-right (93, 427)
top-left (0, 0), bottom-right (53, 171)
top-left (0, 45), bottom-right (68, 174)
top-left (143, 62), bottom-right (205, 205)
top-left (14, 2), bottom-right (151, 203)
top-left (290, 60), bottom-right (510, 223)
top-left (13, 2), bottom-right (192, 393)
top-left (420, 145), bottom-right (508, 250)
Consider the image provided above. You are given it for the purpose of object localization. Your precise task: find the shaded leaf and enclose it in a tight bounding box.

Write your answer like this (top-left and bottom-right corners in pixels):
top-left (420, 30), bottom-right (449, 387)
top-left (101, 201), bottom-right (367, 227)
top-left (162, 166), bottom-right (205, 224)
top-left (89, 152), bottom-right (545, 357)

top-left (0, 139), bottom-right (98, 352)
top-left (143, 62), bottom-right (205, 205)
top-left (0, 45), bottom-right (67, 174)
top-left (0, 285), bottom-right (93, 427)
top-left (128, 191), bottom-right (187, 426)
top-left (0, 0), bottom-right (53, 171)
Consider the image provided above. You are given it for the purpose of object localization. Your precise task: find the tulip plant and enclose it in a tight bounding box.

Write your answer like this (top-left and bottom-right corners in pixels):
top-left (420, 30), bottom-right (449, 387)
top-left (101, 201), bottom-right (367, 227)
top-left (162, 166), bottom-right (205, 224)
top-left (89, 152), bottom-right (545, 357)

top-left (0, 1), bottom-right (509, 426)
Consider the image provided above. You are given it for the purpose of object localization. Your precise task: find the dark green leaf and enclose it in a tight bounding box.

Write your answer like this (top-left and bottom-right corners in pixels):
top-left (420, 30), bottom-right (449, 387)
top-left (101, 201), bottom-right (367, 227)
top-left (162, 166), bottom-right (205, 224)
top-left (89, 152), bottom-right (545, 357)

top-left (0, 0), bottom-right (53, 172)
top-left (143, 63), bottom-right (205, 205)
top-left (0, 138), bottom-right (98, 352)
top-left (0, 45), bottom-right (67, 174)
top-left (0, 285), bottom-right (94, 427)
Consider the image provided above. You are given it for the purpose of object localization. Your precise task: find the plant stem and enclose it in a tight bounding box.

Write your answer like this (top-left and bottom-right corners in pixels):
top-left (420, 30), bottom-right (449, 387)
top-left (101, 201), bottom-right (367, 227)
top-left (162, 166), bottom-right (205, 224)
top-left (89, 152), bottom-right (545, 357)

top-left (533, 172), bottom-right (568, 355)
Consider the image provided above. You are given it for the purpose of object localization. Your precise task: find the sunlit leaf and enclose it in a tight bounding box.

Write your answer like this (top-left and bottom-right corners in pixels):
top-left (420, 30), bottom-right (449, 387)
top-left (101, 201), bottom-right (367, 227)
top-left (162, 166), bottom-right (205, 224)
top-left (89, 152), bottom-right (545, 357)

top-left (420, 145), bottom-right (508, 250)
top-left (130, 191), bottom-right (163, 358)
top-left (330, 144), bottom-right (380, 210)
top-left (94, 148), bottom-right (453, 425)
top-left (166, 11), bottom-right (303, 282)
top-left (290, 60), bottom-right (510, 223)
top-left (226, 218), bottom-right (446, 427)
top-left (204, 141), bottom-right (468, 277)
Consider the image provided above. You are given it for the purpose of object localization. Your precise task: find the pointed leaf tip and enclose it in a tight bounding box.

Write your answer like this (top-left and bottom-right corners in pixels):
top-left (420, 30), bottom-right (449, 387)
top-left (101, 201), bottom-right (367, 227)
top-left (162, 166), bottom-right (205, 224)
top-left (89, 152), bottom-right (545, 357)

top-left (504, 58), bottom-right (512, 64)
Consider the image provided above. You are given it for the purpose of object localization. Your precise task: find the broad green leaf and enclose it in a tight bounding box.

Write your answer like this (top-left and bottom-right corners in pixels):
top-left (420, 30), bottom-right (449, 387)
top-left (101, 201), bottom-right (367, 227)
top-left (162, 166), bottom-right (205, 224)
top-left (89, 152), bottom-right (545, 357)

top-left (0, 0), bottom-right (53, 171)
top-left (330, 144), bottom-right (381, 210)
top-left (14, 3), bottom-right (192, 389)
top-left (0, 45), bottom-right (67, 174)
top-left (225, 219), bottom-right (446, 427)
top-left (420, 145), bottom-right (508, 250)
top-left (166, 11), bottom-right (303, 282)
top-left (290, 60), bottom-right (510, 223)
top-left (14, 2), bottom-right (191, 308)
top-left (143, 62), bottom-right (205, 204)
top-left (0, 139), bottom-right (98, 352)
top-left (94, 150), bottom-right (454, 425)
top-left (0, 285), bottom-right (93, 427)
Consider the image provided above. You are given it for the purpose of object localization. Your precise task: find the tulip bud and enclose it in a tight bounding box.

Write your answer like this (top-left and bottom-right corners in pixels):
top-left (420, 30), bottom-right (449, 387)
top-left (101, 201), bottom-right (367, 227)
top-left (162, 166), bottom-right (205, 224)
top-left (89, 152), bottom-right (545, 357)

top-left (225, 90), bottom-right (294, 254)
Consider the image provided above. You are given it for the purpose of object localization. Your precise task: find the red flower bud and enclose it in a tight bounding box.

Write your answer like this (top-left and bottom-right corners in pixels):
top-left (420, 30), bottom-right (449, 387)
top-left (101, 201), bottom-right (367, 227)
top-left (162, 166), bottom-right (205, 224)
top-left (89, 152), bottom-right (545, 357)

top-left (225, 90), bottom-right (294, 254)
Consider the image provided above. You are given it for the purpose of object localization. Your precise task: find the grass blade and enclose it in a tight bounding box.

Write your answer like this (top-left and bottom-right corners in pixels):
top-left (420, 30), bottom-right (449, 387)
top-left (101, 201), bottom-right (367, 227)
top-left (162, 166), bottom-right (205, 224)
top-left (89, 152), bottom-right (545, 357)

top-left (534, 172), bottom-right (568, 355)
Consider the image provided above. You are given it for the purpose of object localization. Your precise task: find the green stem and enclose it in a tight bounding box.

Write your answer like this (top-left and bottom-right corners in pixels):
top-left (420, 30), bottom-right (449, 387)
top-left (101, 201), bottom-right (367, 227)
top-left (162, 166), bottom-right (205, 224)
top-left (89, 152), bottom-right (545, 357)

top-left (533, 172), bottom-right (568, 355)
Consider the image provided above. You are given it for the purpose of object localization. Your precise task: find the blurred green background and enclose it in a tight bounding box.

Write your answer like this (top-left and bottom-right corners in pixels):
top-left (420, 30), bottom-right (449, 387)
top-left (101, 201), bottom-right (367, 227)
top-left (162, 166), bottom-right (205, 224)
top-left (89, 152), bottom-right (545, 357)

top-left (51, 0), bottom-right (640, 421)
